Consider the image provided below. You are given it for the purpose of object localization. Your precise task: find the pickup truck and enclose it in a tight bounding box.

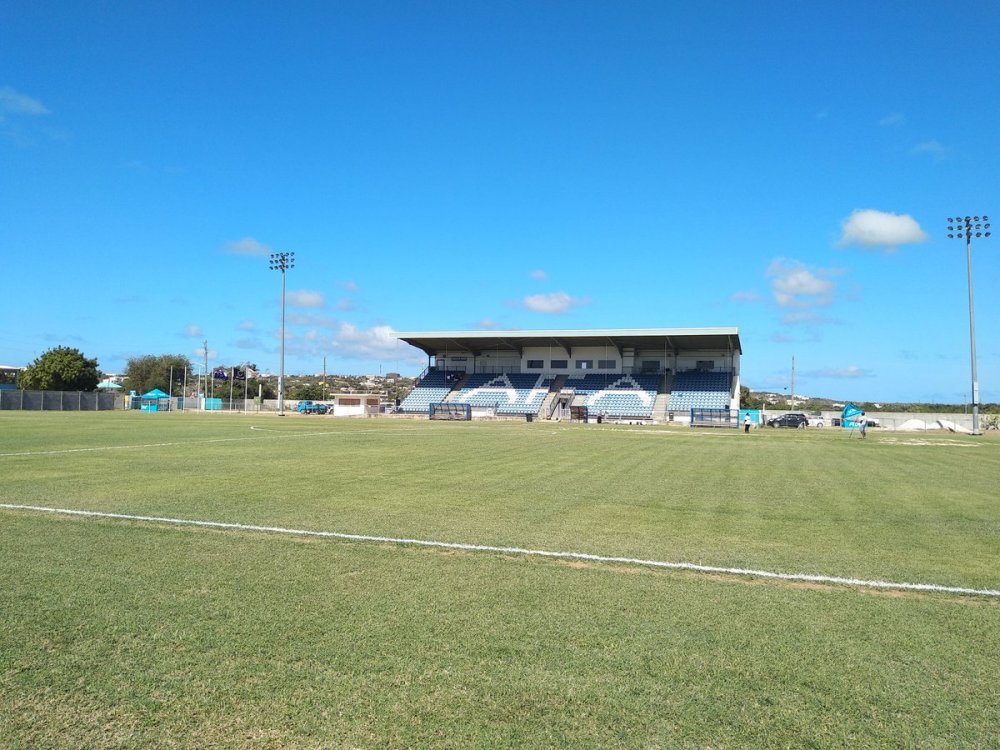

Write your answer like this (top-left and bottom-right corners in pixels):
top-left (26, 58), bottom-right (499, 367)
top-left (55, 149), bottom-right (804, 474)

top-left (295, 400), bottom-right (328, 414)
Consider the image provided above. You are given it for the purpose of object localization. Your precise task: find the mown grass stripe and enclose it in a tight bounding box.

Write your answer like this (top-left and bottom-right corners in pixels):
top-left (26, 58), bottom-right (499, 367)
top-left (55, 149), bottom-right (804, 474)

top-left (3, 502), bottom-right (997, 598)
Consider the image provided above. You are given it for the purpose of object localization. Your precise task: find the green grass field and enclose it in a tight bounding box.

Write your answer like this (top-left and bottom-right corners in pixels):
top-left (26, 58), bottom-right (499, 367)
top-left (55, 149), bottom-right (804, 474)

top-left (1, 412), bottom-right (998, 748)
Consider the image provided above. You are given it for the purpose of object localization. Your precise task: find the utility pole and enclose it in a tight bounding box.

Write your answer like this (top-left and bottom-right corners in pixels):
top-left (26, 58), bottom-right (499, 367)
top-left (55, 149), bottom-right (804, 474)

top-left (791, 355), bottom-right (796, 407)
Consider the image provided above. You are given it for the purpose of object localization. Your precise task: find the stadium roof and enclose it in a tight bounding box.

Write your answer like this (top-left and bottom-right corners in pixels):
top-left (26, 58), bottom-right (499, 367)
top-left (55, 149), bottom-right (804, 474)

top-left (396, 327), bottom-right (741, 356)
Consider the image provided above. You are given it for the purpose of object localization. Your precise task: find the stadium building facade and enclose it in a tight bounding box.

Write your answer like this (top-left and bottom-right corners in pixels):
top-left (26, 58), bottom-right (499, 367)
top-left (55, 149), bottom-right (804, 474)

top-left (396, 328), bottom-right (741, 423)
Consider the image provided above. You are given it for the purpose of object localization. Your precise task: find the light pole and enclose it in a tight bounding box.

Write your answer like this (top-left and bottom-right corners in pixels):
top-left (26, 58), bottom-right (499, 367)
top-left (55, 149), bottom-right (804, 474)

top-left (269, 251), bottom-right (295, 415)
top-left (947, 215), bottom-right (990, 435)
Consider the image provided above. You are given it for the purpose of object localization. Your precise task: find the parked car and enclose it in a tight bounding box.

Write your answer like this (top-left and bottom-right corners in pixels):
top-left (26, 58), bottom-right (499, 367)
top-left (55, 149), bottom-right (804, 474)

top-left (295, 400), bottom-right (328, 414)
top-left (767, 413), bottom-right (809, 429)
top-left (807, 413), bottom-right (825, 428)
top-left (832, 416), bottom-right (878, 428)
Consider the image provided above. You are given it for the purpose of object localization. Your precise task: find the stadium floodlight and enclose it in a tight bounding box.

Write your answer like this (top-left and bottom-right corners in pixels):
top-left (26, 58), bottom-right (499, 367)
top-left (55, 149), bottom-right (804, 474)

top-left (946, 216), bottom-right (990, 435)
top-left (268, 251), bottom-right (295, 415)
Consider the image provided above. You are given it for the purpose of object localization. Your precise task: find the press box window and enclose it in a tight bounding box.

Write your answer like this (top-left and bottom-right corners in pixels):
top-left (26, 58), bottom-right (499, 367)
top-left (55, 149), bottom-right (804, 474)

top-left (550, 360), bottom-right (568, 369)
top-left (576, 360), bottom-right (593, 370)
top-left (598, 359), bottom-right (617, 369)
top-left (526, 360), bottom-right (543, 369)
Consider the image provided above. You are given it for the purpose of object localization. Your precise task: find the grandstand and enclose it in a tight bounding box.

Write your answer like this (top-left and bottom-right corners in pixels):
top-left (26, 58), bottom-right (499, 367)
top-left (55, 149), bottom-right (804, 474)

top-left (396, 328), bottom-right (741, 422)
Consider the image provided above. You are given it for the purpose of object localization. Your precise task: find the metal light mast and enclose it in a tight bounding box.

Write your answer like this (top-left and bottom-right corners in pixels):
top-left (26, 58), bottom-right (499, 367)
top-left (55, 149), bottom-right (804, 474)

top-left (946, 216), bottom-right (990, 435)
top-left (268, 251), bottom-right (295, 416)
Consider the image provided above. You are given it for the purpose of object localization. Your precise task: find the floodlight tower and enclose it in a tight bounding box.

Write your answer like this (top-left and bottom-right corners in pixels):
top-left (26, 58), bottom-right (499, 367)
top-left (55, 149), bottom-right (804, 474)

top-left (946, 216), bottom-right (990, 435)
top-left (268, 251), bottom-right (295, 415)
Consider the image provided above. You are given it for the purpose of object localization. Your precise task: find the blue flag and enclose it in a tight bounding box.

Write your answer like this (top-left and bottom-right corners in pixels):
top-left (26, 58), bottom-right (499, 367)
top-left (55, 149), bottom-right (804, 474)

top-left (842, 402), bottom-right (864, 429)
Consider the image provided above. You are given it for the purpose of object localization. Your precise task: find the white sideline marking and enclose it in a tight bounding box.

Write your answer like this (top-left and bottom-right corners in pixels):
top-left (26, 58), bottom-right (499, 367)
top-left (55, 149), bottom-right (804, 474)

top-left (2, 503), bottom-right (998, 599)
top-left (0, 428), bottom-right (430, 458)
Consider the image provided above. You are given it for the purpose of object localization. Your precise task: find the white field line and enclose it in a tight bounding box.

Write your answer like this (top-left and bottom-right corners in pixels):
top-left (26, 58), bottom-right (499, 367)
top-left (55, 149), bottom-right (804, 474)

top-left (2, 503), bottom-right (998, 599)
top-left (0, 427), bottom-right (433, 458)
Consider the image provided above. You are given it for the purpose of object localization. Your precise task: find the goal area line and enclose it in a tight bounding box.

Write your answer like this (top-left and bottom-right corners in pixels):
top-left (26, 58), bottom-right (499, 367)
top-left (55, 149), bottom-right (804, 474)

top-left (2, 503), bottom-right (997, 599)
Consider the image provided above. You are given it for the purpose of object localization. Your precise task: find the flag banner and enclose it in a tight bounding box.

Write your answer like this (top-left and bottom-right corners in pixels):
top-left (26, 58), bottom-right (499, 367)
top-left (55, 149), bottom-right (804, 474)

top-left (245, 368), bottom-right (257, 379)
top-left (841, 402), bottom-right (864, 428)
top-left (233, 368), bottom-right (245, 380)
top-left (213, 367), bottom-right (229, 381)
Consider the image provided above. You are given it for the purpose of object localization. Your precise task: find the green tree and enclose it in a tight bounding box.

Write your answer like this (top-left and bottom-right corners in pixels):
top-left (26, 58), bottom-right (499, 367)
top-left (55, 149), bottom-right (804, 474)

top-left (290, 382), bottom-right (325, 400)
top-left (206, 364), bottom-right (275, 401)
top-left (124, 354), bottom-right (192, 395)
top-left (19, 346), bottom-right (100, 391)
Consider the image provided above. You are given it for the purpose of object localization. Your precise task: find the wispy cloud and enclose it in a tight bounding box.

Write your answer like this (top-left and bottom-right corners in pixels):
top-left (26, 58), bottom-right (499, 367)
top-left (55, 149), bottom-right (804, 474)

top-left (335, 298), bottom-right (355, 311)
top-left (911, 140), bottom-right (948, 159)
top-left (286, 312), bottom-right (337, 327)
top-left (339, 280), bottom-right (358, 292)
top-left (194, 343), bottom-right (217, 360)
top-left (837, 209), bottom-right (927, 251)
top-left (807, 366), bottom-right (874, 379)
top-left (879, 112), bottom-right (906, 127)
top-left (238, 320), bottom-right (255, 331)
top-left (0, 86), bottom-right (49, 115)
top-left (523, 291), bottom-right (591, 314)
top-left (781, 310), bottom-right (837, 326)
top-left (184, 324), bottom-right (202, 337)
top-left (286, 290), bottom-right (325, 308)
top-left (767, 259), bottom-right (836, 308)
top-left (223, 236), bottom-right (272, 256)
top-left (529, 269), bottom-right (548, 282)
top-left (731, 290), bottom-right (761, 303)
top-left (476, 318), bottom-right (498, 329)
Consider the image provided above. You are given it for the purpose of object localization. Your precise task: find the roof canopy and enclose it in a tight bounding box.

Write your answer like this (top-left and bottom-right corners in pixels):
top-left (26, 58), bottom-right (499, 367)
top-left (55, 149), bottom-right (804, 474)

top-left (396, 327), bottom-right (741, 357)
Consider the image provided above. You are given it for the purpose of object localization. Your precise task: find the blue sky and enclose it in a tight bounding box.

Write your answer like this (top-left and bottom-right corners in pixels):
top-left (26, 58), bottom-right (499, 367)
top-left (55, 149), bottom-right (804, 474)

top-left (2, 1), bottom-right (998, 402)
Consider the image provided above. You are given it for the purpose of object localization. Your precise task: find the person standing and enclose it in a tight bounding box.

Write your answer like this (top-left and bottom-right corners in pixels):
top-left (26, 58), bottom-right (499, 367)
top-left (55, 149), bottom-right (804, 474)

top-left (858, 411), bottom-right (867, 439)
top-left (744, 414), bottom-right (752, 433)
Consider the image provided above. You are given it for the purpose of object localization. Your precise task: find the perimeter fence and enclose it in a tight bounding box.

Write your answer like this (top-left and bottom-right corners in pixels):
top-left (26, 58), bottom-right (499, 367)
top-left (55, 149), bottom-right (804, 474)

top-left (0, 390), bottom-right (119, 411)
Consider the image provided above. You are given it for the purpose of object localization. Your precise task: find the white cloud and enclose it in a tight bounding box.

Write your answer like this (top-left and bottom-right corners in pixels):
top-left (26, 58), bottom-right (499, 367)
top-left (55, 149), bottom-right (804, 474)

top-left (238, 319), bottom-right (255, 331)
top-left (767, 259), bottom-right (836, 308)
top-left (476, 318), bottom-right (498, 329)
top-left (523, 291), bottom-right (591, 314)
top-left (0, 86), bottom-right (49, 115)
top-left (879, 112), bottom-right (905, 127)
top-left (336, 298), bottom-right (355, 311)
top-left (529, 269), bottom-right (548, 282)
top-left (837, 209), bottom-right (927, 250)
top-left (184, 324), bottom-right (202, 337)
top-left (332, 323), bottom-right (418, 362)
top-left (287, 290), bottom-right (325, 308)
top-left (731, 290), bottom-right (760, 303)
top-left (223, 236), bottom-right (272, 256)
top-left (339, 280), bottom-right (359, 292)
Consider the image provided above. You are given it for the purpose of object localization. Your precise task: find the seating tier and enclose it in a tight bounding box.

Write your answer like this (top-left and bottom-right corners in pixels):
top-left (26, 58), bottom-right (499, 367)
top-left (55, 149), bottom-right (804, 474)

top-left (667, 371), bottom-right (731, 411)
top-left (398, 369), bottom-right (462, 413)
top-left (453, 373), bottom-right (552, 415)
top-left (565, 374), bottom-right (659, 418)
